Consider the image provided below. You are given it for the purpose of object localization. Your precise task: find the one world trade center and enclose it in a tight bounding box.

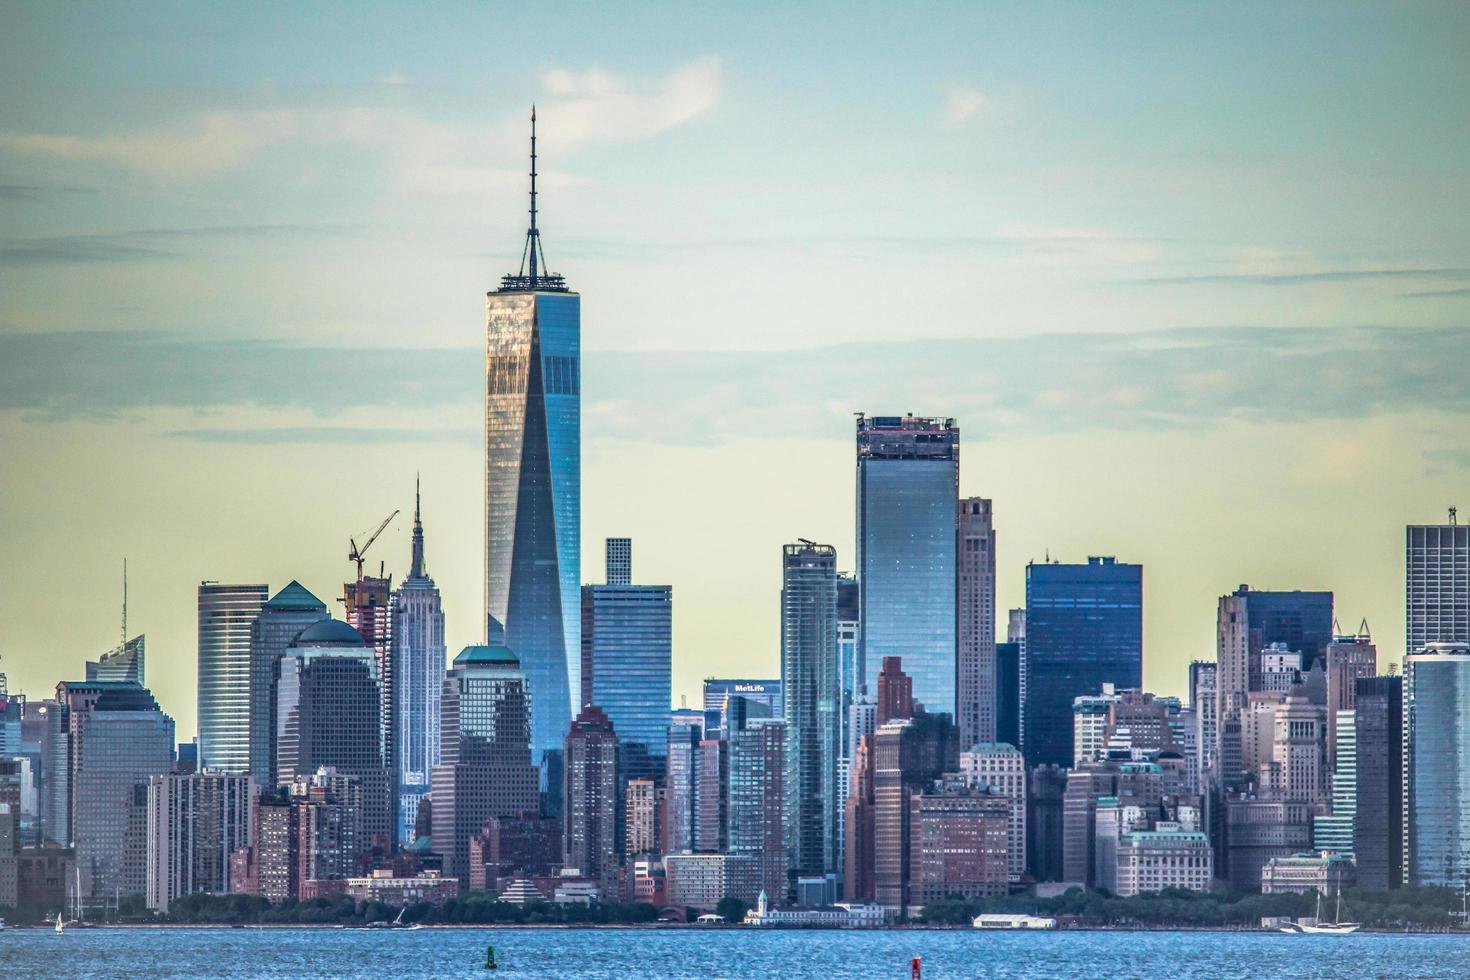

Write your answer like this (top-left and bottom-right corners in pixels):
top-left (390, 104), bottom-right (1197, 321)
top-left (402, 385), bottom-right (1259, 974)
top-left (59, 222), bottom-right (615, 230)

top-left (485, 108), bottom-right (580, 763)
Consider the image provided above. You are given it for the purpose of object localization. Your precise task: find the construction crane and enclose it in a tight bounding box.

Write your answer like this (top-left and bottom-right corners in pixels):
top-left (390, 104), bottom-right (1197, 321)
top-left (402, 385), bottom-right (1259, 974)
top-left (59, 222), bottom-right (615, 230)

top-left (349, 510), bottom-right (399, 582)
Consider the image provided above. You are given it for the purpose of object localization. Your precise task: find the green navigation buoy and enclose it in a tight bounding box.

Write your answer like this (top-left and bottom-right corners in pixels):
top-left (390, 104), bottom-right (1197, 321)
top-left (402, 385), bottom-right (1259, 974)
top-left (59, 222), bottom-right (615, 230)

top-left (485, 944), bottom-right (498, 970)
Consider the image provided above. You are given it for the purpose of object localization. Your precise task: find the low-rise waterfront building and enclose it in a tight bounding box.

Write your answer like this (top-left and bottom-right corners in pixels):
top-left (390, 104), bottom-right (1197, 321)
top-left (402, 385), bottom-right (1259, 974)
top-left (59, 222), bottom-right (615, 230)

top-left (345, 868), bottom-right (459, 905)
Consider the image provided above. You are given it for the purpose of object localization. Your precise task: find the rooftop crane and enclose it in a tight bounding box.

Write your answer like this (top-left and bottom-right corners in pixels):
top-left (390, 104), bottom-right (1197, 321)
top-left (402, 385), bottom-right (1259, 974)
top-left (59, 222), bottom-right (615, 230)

top-left (349, 510), bottom-right (399, 582)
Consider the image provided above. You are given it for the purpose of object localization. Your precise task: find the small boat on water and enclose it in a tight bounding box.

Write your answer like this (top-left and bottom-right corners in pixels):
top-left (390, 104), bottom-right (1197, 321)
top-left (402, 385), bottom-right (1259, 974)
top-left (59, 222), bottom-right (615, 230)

top-left (1280, 885), bottom-right (1359, 934)
top-left (54, 913), bottom-right (63, 935)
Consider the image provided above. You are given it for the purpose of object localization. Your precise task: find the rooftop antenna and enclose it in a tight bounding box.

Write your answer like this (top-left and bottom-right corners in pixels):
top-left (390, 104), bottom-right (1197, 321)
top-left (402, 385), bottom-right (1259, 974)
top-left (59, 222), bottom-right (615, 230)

top-left (517, 106), bottom-right (550, 285)
top-left (121, 557), bottom-right (128, 646)
top-left (1452, 506), bottom-right (1459, 527)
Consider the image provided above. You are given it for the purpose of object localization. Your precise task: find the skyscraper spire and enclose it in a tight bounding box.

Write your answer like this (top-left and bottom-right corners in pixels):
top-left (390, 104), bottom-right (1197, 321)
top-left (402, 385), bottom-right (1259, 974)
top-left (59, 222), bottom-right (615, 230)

top-left (501, 106), bottom-right (567, 292)
top-left (410, 473), bottom-right (426, 579)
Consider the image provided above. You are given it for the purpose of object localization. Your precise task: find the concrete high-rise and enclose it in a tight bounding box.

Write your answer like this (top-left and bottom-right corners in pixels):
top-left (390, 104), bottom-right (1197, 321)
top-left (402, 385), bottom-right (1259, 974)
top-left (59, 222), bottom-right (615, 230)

top-left (580, 538), bottom-right (672, 788)
top-left (856, 415), bottom-right (958, 717)
top-left (430, 644), bottom-right (539, 885)
top-left (1023, 557), bottom-right (1142, 768)
top-left (780, 541), bottom-right (840, 883)
top-left (1353, 675), bottom-right (1403, 889)
top-left (958, 742), bottom-right (1027, 878)
top-left (1324, 628), bottom-right (1376, 770)
top-left (342, 571), bottom-right (393, 843)
top-left (485, 111), bottom-right (581, 764)
top-left (145, 771), bottom-right (254, 911)
top-left (1406, 642), bottom-right (1470, 886)
top-left (957, 497), bottom-right (996, 749)
top-left (248, 582), bottom-right (329, 788)
top-left (196, 583), bottom-right (267, 773)
top-left (1407, 515), bottom-right (1470, 654)
top-left (728, 718), bottom-right (787, 902)
top-left (1213, 585), bottom-right (1332, 786)
top-left (391, 483), bottom-right (446, 845)
top-left (562, 705), bottom-right (618, 890)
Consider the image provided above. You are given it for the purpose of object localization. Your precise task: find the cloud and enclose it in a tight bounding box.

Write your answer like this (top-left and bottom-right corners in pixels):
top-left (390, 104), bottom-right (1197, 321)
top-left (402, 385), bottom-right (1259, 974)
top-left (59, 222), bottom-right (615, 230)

top-left (0, 183), bottom-right (95, 202)
top-left (1129, 268), bottom-right (1470, 287)
top-left (168, 425), bottom-right (474, 445)
top-left (942, 87), bottom-right (986, 125)
top-left (5, 326), bottom-right (1470, 448)
top-left (0, 224), bottom-right (356, 267)
top-left (1402, 287), bottom-right (1470, 299)
top-left (538, 57), bottom-right (722, 152)
top-left (0, 59), bottom-right (720, 186)
top-left (0, 111), bottom-right (300, 179)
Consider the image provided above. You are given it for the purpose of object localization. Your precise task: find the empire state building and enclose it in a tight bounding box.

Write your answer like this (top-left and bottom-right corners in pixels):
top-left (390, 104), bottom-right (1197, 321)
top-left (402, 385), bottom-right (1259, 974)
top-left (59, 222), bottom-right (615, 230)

top-left (485, 108), bottom-right (580, 763)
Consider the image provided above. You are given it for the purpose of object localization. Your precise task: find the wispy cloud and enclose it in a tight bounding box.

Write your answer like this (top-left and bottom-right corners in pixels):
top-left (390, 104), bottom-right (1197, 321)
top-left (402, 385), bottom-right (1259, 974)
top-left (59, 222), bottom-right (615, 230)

top-left (539, 56), bottom-right (722, 152)
top-left (941, 86), bottom-right (986, 125)
top-left (0, 58), bottom-right (721, 186)
top-left (0, 111), bottom-right (300, 179)
top-left (168, 425), bottom-right (474, 445)
top-left (1129, 267), bottom-right (1470, 287)
top-left (1402, 287), bottom-right (1470, 299)
top-left (0, 224), bottom-right (356, 267)
top-left (5, 327), bottom-right (1470, 448)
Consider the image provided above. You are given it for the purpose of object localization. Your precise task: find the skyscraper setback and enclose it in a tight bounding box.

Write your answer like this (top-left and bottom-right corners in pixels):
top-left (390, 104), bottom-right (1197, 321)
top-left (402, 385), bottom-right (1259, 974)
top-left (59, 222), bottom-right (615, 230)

top-left (485, 110), bottom-right (580, 763)
top-left (391, 481), bottom-right (445, 845)
top-left (856, 415), bottom-right (959, 718)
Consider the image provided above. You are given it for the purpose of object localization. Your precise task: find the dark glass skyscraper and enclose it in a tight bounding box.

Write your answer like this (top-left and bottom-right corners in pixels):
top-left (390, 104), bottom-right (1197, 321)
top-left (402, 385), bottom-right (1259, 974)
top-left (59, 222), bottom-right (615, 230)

top-left (856, 415), bottom-right (958, 717)
top-left (247, 581), bottom-right (328, 788)
top-left (781, 541), bottom-right (839, 882)
top-left (485, 111), bottom-right (580, 764)
top-left (1353, 675), bottom-right (1403, 889)
top-left (580, 538), bottom-right (671, 785)
top-left (1023, 557), bottom-right (1142, 767)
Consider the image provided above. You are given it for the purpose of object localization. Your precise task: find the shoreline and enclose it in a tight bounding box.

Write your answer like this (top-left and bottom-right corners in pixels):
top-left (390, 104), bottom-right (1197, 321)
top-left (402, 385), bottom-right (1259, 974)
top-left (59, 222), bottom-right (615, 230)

top-left (9, 922), bottom-right (1464, 935)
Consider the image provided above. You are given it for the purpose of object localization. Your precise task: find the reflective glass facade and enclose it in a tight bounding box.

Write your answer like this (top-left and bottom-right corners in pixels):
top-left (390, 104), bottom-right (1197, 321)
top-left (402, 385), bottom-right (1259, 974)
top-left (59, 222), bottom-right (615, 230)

top-left (1407, 645), bottom-right (1470, 885)
top-left (781, 541), bottom-right (839, 879)
top-left (392, 578), bottom-right (444, 845)
top-left (196, 583), bottom-right (267, 773)
top-left (856, 416), bottom-right (958, 718)
top-left (1023, 557), bottom-right (1142, 768)
top-left (580, 582), bottom-right (672, 784)
top-left (486, 288), bottom-right (580, 762)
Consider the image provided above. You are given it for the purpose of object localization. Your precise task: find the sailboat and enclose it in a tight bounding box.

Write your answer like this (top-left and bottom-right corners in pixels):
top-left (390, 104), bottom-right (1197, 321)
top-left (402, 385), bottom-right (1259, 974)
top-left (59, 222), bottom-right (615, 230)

top-left (1298, 888), bottom-right (1360, 934)
top-left (1281, 863), bottom-right (1359, 934)
top-left (54, 912), bottom-right (64, 935)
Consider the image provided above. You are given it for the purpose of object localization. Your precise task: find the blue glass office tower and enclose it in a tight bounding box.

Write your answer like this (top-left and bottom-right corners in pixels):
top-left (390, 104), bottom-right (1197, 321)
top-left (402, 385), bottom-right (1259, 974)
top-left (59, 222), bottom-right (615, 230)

top-left (856, 415), bottom-right (958, 717)
top-left (1023, 557), bottom-right (1142, 767)
top-left (1406, 642), bottom-right (1470, 886)
top-left (486, 110), bottom-right (580, 763)
top-left (580, 538), bottom-right (672, 785)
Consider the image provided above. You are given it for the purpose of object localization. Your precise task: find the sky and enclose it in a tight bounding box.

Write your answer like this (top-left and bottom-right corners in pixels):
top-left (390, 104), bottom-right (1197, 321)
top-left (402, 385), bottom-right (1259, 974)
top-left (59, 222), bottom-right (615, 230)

top-left (2, 2), bottom-right (1469, 739)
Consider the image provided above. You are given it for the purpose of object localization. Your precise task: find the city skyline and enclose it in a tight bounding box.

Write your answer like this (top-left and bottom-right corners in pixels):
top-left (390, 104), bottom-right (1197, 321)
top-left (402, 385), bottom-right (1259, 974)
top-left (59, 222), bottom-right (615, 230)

top-left (5, 5), bottom-right (1470, 743)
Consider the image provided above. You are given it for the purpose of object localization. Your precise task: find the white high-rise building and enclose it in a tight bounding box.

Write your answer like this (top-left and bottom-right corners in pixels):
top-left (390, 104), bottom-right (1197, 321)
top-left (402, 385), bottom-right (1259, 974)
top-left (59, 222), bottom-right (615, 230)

top-left (197, 583), bottom-right (268, 773)
top-left (1407, 517), bottom-right (1470, 655)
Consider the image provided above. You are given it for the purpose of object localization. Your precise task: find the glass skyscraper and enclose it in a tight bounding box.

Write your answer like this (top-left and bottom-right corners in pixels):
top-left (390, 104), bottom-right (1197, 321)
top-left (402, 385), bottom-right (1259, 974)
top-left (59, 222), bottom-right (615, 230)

top-left (392, 482), bottom-right (445, 845)
top-left (856, 415), bottom-right (958, 718)
top-left (247, 581), bottom-right (329, 788)
top-left (1023, 556), bottom-right (1143, 767)
top-left (1406, 642), bottom-right (1470, 886)
top-left (781, 540), bottom-right (839, 881)
top-left (580, 538), bottom-right (671, 786)
top-left (196, 583), bottom-right (267, 773)
top-left (485, 112), bottom-right (579, 764)
top-left (1407, 517), bottom-right (1470, 653)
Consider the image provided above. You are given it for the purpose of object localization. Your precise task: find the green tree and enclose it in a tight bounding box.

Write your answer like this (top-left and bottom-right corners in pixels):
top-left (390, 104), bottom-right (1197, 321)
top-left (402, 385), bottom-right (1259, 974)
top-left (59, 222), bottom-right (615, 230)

top-left (715, 896), bottom-right (748, 922)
